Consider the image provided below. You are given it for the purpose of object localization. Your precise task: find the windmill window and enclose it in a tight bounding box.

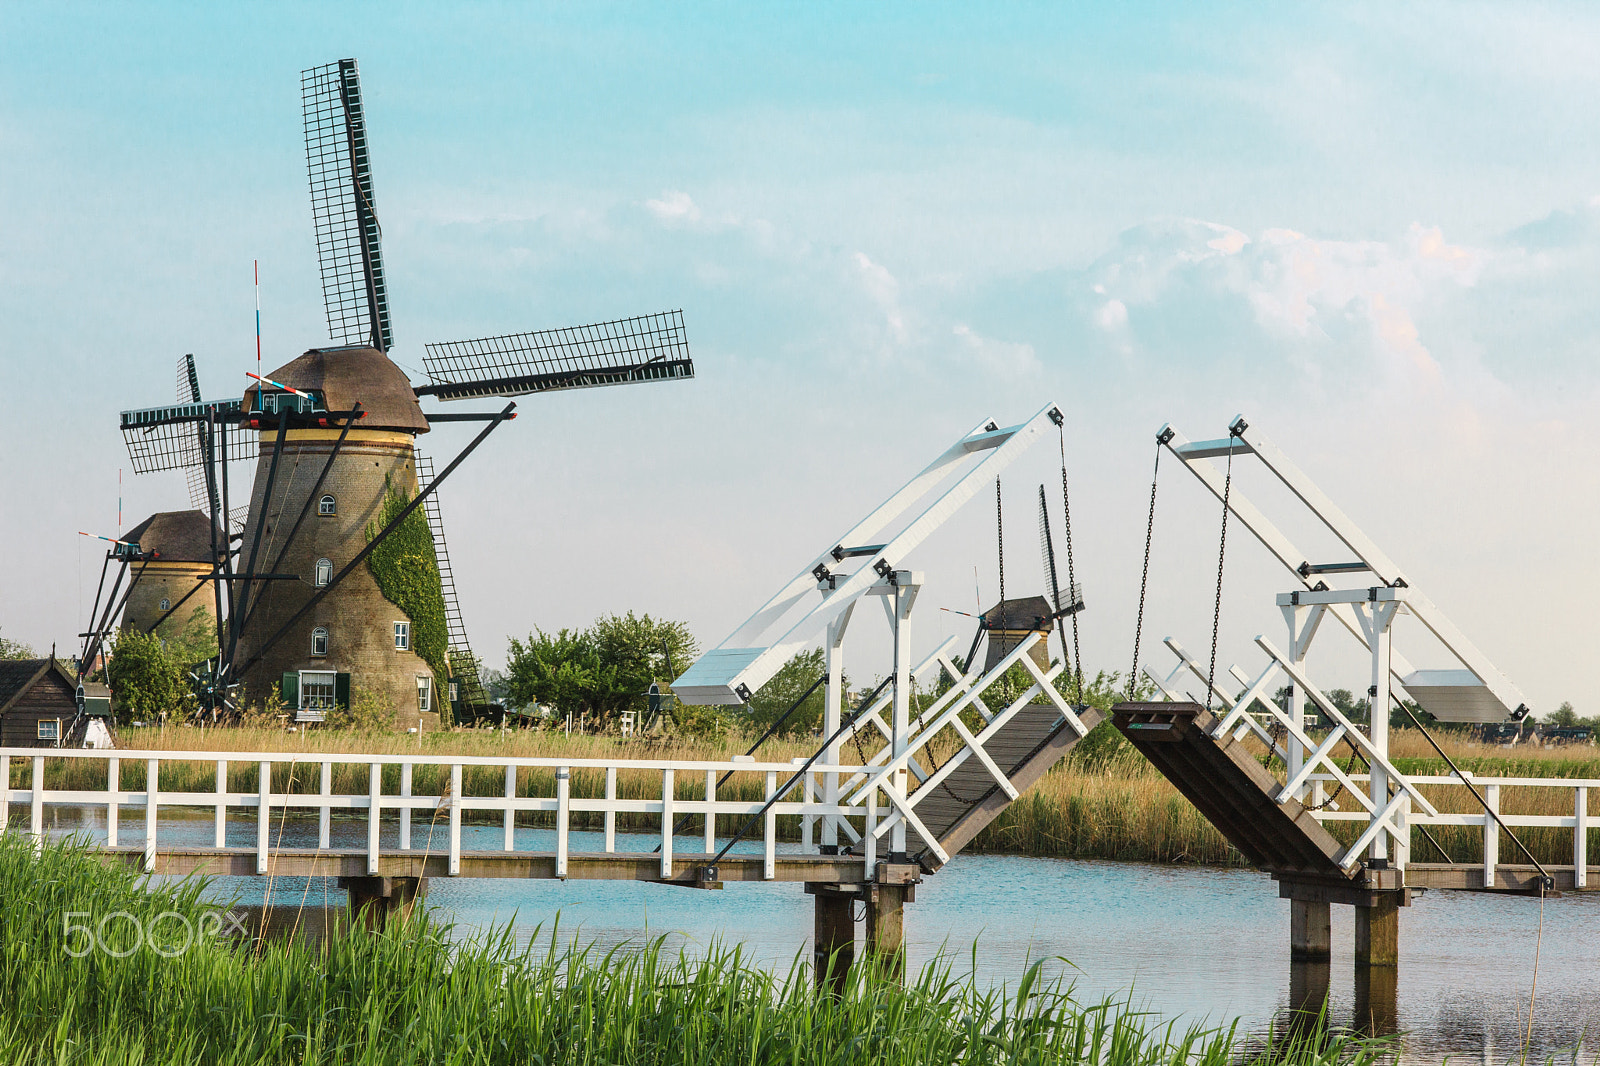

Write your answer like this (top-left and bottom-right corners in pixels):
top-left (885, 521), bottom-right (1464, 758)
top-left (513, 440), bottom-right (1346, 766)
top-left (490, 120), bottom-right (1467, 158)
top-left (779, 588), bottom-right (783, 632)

top-left (311, 627), bottom-right (329, 657)
top-left (417, 675), bottom-right (432, 714)
top-left (37, 719), bottom-right (60, 741)
top-left (314, 558), bottom-right (333, 587)
top-left (300, 671), bottom-right (336, 711)
top-left (159, 598), bottom-right (170, 611)
top-left (394, 622), bottom-right (410, 651)
top-left (318, 495), bottom-right (337, 516)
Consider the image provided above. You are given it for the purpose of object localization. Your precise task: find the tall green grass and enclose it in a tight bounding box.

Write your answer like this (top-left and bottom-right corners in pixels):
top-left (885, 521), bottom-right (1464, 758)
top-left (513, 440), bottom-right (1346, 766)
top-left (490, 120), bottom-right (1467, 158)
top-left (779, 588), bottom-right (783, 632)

top-left (0, 837), bottom-right (1390, 1065)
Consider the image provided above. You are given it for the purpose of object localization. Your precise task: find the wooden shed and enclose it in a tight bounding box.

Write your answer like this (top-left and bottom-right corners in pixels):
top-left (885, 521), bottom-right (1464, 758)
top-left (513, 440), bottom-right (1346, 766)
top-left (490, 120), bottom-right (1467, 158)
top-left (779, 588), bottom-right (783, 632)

top-left (0, 659), bottom-right (82, 747)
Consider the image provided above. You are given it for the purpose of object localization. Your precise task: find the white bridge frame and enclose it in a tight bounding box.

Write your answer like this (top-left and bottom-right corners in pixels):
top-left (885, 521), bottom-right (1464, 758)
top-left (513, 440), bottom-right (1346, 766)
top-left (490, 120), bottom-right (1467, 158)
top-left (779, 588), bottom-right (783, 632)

top-left (1148, 416), bottom-right (1588, 881)
top-left (675, 402), bottom-right (1072, 858)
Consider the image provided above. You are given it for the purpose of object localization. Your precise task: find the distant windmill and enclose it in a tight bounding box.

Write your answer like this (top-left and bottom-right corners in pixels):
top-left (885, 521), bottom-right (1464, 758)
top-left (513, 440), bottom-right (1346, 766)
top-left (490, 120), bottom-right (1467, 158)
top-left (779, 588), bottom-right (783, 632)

top-left (115, 57), bottom-right (694, 726)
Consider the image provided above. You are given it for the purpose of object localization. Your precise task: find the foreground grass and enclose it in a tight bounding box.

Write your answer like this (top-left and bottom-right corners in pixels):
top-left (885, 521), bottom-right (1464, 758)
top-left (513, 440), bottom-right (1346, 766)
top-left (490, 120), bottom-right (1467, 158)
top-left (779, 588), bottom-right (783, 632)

top-left (0, 838), bottom-right (1390, 1066)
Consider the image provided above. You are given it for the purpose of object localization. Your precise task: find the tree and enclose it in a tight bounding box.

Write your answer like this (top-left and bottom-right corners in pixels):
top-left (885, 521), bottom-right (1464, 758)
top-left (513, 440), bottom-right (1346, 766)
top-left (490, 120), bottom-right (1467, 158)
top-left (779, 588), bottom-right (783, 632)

top-left (0, 627), bottom-right (35, 660)
top-left (505, 629), bottom-right (604, 721)
top-left (1546, 701), bottom-right (1579, 728)
top-left (105, 629), bottom-right (188, 724)
top-left (746, 648), bottom-right (832, 736)
top-left (589, 612), bottom-right (698, 712)
top-left (505, 614), bottom-right (700, 731)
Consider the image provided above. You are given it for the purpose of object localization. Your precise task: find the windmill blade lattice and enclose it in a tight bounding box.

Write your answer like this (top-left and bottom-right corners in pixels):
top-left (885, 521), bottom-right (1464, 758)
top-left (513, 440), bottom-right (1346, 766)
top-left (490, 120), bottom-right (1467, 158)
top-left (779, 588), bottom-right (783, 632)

top-left (416, 310), bottom-right (693, 401)
top-left (120, 400), bottom-right (256, 474)
top-left (177, 354), bottom-right (218, 515)
top-left (303, 58), bottom-right (392, 353)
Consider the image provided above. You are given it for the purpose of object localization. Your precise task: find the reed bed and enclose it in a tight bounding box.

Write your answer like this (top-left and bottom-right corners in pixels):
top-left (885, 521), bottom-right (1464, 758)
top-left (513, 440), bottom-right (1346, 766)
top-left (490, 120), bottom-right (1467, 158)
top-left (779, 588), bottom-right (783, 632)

top-left (0, 837), bottom-right (1393, 1066)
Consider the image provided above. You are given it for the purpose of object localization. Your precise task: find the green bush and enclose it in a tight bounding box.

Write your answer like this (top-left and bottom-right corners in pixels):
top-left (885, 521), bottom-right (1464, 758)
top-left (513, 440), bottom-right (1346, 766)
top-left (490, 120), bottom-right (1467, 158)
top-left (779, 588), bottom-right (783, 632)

top-left (365, 478), bottom-right (448, 693)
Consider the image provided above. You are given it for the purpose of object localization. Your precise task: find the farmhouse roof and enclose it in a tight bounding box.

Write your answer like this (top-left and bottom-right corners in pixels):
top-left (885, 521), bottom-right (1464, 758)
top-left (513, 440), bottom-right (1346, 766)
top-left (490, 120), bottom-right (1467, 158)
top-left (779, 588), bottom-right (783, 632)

top-left (0, 658), bottom-right (76, 717)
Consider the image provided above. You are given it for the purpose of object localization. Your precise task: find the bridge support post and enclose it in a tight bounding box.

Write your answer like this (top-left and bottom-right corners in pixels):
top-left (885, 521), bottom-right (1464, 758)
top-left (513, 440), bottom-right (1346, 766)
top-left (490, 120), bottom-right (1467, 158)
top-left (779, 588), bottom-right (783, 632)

top-left (866, 883), bottom-right (910, 979)
top-left (1354, 893), bottom-right (1400, 967)
top-left (1289, 898), bottom-right (1330, 960)
top-left (340, 876), bottom-right (426, 930)
top-left (808, 885), bottom-right (857, 995)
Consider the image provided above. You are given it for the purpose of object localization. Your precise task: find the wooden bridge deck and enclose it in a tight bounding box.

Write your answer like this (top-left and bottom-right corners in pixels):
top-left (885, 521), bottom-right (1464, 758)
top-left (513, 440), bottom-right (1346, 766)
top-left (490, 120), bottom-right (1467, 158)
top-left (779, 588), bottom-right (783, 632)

top-left (100, 845), bottom-right (870, 885)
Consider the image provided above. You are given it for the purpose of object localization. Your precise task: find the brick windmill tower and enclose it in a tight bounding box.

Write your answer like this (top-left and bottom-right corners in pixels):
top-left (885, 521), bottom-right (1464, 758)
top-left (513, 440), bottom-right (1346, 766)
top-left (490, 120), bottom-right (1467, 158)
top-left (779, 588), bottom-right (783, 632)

top-left (118, 58), bottom-right (694, 726)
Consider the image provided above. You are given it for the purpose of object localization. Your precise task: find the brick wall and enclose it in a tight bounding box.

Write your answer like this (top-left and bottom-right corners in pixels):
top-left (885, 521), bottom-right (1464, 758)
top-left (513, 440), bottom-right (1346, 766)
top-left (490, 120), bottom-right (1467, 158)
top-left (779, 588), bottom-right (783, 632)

top-left (235, 429), bottom-right (443, 730)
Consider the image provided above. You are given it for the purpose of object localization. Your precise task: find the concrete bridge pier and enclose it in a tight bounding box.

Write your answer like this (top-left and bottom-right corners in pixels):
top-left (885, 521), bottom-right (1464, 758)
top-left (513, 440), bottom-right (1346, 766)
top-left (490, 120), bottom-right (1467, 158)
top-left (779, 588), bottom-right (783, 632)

top-left (340, 875), bottom-right (426, 929)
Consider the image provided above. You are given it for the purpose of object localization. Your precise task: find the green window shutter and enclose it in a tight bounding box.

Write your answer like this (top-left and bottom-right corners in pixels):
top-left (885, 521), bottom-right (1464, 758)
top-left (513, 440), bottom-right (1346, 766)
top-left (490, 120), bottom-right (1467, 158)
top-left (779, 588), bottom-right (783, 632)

top-left (335, 673), bottom-right (351, 709)
top-left (280, 672), bottom-right (299, 709)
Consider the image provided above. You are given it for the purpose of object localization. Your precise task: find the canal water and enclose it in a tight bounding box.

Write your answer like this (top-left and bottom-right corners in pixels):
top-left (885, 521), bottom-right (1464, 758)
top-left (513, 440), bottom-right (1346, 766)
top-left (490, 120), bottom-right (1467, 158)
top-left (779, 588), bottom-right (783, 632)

top-left (32, 805), bottom-right (1600, 1064)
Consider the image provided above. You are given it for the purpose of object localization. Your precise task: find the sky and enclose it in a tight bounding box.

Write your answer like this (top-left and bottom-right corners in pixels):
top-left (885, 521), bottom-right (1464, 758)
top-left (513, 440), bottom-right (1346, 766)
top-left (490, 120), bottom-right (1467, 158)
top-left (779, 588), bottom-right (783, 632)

top-left (2, 2), bottom-right (1597, 714)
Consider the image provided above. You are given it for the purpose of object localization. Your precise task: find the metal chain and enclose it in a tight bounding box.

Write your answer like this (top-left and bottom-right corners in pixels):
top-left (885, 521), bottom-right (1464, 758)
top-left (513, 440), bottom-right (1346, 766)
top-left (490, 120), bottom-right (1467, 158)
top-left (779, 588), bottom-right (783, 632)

top-left (1058, 425), bottom-right (1083, 704)
top-left (1204, 440), bottom-right (1235, 714)
top-left (1129, 442), bottom-right (1163, 700)
top-left (995, 478), bottom-right (1005, 612)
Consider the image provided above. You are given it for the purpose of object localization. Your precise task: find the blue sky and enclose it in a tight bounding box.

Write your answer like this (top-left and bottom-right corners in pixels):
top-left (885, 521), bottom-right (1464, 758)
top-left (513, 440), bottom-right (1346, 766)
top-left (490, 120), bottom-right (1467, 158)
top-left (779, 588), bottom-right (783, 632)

top-left (3, 3), bottom-right (1597, 712)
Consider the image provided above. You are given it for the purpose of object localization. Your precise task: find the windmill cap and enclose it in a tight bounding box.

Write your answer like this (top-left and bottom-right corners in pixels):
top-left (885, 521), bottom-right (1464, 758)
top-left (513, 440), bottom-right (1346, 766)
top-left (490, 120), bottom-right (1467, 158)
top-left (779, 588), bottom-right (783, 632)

top-left (121, 510), bottom-right (222, 563)
top-left (246, 347), bottom-right (429, 433)
top-left (983, 596), bottom-right (1055, 631)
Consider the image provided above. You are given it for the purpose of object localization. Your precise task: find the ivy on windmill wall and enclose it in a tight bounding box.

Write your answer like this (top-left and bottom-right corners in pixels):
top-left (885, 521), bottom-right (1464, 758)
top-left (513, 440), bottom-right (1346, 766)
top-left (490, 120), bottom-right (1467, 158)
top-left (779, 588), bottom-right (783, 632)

top-left (365, 477), bottom-right (449, 692)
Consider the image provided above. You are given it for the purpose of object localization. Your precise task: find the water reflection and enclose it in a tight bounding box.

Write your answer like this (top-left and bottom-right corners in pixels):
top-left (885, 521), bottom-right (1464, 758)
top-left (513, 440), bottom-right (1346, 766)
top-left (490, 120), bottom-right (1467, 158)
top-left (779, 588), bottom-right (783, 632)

top-left (17, 804), bottom-right (1600, 1064)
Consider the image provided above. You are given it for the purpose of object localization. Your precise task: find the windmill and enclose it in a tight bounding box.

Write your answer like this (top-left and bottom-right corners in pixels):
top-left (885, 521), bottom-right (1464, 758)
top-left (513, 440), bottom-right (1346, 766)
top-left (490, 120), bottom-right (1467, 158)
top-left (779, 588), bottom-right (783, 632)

top-left (115, 57), bottom-right (694, 727)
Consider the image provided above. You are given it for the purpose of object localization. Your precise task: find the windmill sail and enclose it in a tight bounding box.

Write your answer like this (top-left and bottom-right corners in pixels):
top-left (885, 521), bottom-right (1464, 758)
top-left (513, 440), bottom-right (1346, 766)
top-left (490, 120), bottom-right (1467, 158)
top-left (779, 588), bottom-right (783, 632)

top-left (415, 310), bottom-right (693, 401)
top-left (416, 453), bottom-right (489, 712)
top-left (178, 354), bottom-right (220, 516)
top-left (303, 58), bottom-right (393, 353)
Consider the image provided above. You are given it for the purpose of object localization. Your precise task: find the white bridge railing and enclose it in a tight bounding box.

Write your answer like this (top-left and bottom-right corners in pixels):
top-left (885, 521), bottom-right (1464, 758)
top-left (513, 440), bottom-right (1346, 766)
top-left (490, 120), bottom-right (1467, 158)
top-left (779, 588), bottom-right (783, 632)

top-left (0, 750), bottom-right (879, 880)
top-left (1149, 642), bottom-right (1594, 886)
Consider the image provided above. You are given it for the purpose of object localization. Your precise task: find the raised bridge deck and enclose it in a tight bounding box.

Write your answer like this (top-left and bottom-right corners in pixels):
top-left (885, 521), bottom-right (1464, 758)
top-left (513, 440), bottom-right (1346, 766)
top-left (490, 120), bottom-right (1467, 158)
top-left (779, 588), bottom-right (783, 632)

top-left (1113, 701), bottom-right (1599, 898)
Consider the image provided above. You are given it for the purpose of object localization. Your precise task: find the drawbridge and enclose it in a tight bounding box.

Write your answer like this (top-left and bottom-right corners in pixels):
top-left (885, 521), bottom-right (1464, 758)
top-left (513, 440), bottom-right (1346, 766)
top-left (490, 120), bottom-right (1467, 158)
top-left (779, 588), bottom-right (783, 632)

top-left (1115, 416), bottom-right (1595, 966)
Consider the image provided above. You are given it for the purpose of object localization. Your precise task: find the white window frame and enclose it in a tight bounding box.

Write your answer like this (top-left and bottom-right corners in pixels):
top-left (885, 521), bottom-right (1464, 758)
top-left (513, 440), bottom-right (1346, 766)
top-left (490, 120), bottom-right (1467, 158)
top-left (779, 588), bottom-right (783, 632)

top-left (158, 598), bottom-right (170, 611)
top-left (318, 495), bottom-right (337, 516)
top-left (394, 621), bottom-right (410, 651)
top-left (417, 675), bottom-right (432, 714)
top-left (36, 719), bottom-right (60, 741)
top-left (314, 558), bottom-right (333, 587)
top-left (299, 670), bottom-right (336, 712)
top-left (311, 627), bottom-right (329, 657)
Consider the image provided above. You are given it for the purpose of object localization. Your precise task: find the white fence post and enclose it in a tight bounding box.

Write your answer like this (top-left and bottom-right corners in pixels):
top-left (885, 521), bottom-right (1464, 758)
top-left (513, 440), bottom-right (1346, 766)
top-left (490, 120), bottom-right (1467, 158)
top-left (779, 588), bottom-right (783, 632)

top-left (319, 762), bottom-right (332, 850)
top-left (30, 756), bottom-right (44, 847)
top-left (864, 785), bottom-right (877, 870)
top-left (1483, 783), bottom-right (1500, 888)
top-left (604, 767), bottom-right (617, 853)
top-left (0, 755), bottom-right (9, 833)
top-left (556, 766), bottom-right (570, 878)
top-left (143, 758), bottom-right (158, 872)
top-left (106, 757), bottom-right (119, 848)
top-left (448, 764), bottom-right (462, 876)
top-left (660, 769), bottom-right (674, 879)
top-left (503, 765), bottom-right (517, 851)
top-left (764, 770), bottom-right (778, 880)
top-left (256, 761), bottom-right (271, 875)
top-left (704, 769), bottom-right (716, 854)
top-left (802, 772), bottom-right (814, 851)
top-left (399, 763), bottom-right (413, 851)
top-left (214, 761), bottom-right (227, 849)
top-left (367, 762), bottom-right (382, 875)
top-left (1576, 787), bottom-right (1588, 890)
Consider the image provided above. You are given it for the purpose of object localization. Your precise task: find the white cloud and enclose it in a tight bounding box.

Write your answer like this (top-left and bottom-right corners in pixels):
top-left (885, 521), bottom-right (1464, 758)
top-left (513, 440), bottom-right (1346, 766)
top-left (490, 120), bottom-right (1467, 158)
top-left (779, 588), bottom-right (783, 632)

top-left (1093, 298), bottom-right (1128, 331)
top-left (952, 323), bottom-right (1038, 378)
top-left (645, 189), bottom-right (702, 224)
top-left (852, 251), bottom-right (907, 344)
